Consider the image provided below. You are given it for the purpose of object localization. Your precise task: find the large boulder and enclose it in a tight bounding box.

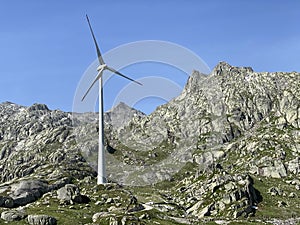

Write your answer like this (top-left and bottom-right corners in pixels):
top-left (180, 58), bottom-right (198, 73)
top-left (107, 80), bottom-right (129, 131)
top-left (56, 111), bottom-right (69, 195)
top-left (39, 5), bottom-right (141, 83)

top-left (10, 180), bottom-right (49, 206)
top-left (287, 158), bottom-right (300, 174)
top-left (57, 184), bottom-right (90, 204)
top-left (0, 196), bottom-right (14, 208)
top-left (260, 161), bottom-right (287, 178)
top-left (1, 210), bottom-right (26, 221)
top-left (27, 215), bottom-right (57, 225)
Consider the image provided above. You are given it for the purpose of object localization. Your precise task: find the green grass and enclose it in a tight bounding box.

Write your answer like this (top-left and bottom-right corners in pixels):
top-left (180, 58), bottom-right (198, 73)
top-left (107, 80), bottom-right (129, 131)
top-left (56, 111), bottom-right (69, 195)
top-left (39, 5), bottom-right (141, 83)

top-left (250, 176), bottom-right (300, 221)
top-left (227, 220), bottom-right (272, 225)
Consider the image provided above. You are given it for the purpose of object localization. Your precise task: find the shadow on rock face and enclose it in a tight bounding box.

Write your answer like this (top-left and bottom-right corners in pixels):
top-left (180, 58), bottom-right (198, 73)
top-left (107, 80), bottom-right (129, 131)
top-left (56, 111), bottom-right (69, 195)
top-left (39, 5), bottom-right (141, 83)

top-left (237, 175), bottom-right (263, 218)
top-left (106, 144), bottom-right (116, 154)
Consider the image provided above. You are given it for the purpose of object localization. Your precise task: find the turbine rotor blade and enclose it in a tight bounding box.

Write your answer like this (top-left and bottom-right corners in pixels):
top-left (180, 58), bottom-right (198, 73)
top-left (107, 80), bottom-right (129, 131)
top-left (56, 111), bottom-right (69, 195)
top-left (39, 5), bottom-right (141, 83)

top-left (107, 67), bottom-right (143, 86)
top-left (81, 69), bottom-right (104, 101)
top-left (86, 15), bottom-right (105, 65)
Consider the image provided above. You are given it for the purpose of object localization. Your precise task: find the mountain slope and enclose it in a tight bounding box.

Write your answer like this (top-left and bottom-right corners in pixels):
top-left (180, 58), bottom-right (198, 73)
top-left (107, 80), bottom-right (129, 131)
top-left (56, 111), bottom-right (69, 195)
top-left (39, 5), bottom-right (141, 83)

top-left (0, 62), bottom-right (299, 225)
top-left (103, 61), bottom-right (300, 221)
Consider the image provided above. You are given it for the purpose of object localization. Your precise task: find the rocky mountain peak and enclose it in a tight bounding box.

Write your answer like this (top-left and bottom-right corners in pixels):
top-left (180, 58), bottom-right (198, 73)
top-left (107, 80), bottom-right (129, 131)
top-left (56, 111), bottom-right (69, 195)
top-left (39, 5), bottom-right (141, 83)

top-left (1, 101), bottom-right (18, 106)
top-left (0, 102), bottom-right (23, 113)
top-left (109, 102), bottom-right (136, 113)
top-left (212, 61), bottom-right (254, 76)
top-left (27, 103), bottom-right (49, 112)
top-left (182, 69), bottom-right (208, 94)
top-left (105, 102), bottom-right (145, 129)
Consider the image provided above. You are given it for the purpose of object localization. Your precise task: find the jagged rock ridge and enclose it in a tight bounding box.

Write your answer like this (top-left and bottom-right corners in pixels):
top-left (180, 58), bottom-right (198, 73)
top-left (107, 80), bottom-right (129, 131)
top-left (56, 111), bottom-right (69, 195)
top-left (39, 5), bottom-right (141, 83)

top-left (103, 61), bottom-right (300, 220)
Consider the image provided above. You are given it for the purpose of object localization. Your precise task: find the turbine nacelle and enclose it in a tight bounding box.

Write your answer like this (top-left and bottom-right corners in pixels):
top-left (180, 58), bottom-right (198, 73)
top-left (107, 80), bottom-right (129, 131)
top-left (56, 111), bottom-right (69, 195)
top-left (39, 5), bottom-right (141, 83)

top-left (97, 64), bottom-right (107, 72)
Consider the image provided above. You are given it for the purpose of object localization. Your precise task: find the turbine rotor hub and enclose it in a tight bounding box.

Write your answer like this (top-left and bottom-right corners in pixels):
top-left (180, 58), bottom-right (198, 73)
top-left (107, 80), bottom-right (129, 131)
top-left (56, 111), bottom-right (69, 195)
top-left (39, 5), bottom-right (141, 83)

top-left (97, 64), bottom-right (107, 71)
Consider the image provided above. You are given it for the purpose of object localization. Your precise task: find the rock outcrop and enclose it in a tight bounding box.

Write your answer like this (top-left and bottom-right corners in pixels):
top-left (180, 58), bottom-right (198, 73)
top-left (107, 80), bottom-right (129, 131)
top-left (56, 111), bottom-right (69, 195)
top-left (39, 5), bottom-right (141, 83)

top-left (57, 184), bottom-right (90, 204)
top-left (27, 215), bottom-right (57, 225)
top-left (1, 210), bottom-right (26, 222)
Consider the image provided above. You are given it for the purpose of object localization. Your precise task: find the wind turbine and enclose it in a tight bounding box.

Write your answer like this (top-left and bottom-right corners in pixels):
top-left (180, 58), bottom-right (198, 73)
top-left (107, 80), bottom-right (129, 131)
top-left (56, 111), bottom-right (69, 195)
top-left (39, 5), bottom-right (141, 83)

top-left (82, 15), bottom-right (142, 184)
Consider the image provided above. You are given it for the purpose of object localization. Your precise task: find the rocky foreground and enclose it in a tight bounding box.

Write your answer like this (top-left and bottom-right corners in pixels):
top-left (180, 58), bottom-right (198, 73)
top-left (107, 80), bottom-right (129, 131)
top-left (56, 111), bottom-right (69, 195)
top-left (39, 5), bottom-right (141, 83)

top-left (0, 62), bottom-right (299, 225)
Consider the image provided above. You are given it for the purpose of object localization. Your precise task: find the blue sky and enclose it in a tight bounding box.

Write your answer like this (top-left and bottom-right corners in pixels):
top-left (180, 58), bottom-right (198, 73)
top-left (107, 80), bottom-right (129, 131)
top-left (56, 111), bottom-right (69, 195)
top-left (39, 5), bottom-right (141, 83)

top-left (0, 1), bottom-right (299, 114)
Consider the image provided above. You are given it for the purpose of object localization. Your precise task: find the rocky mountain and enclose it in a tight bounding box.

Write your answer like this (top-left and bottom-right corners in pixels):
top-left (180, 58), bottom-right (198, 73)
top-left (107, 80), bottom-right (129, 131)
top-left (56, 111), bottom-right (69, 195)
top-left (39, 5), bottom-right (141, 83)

top-left (105, 102), bottom-right (145, 129)
top-left (0, 62), bottom-right (299, 225)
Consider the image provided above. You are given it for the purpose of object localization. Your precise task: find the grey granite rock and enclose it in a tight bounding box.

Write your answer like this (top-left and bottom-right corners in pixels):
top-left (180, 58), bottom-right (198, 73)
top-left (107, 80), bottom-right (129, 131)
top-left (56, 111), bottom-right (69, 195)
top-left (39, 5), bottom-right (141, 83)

top-left (10, 180), bottom-right (49, 206)
top-left (57, 184), bottom-right (90, 204)
top-left (1, 210), bottom-right (26, 221)
top-left (27, 214), bottom-right (57, 225)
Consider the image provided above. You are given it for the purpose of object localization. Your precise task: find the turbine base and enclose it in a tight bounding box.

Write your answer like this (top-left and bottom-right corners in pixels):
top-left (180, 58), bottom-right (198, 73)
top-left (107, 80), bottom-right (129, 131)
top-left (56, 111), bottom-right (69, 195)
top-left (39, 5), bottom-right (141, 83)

top-left (97, 176), bottom-right (107, 184)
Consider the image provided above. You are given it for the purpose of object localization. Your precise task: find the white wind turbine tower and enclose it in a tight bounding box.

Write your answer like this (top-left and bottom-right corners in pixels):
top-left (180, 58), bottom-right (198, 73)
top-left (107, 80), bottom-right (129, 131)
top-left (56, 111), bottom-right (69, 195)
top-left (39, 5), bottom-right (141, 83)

top-left (82, 15), bottom-right (142, 184)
